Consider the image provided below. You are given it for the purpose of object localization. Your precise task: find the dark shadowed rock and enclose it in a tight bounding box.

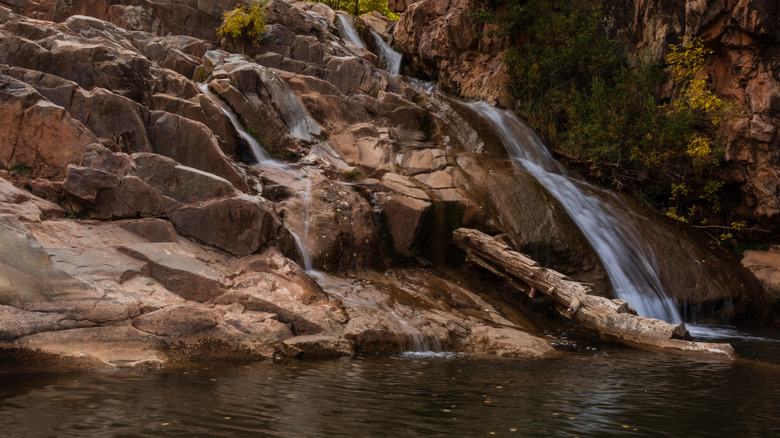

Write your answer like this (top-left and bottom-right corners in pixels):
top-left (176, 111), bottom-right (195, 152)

top-left (169, 196), bottom-right (281, 257)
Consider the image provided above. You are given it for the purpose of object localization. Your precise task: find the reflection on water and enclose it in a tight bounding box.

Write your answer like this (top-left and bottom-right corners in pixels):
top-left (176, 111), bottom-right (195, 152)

top-left (2, 340), bottom-right (779, 437)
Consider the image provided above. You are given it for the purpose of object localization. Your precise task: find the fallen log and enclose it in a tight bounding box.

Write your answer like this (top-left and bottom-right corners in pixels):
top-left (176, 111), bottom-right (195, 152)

top-left (453, 228), bottom-right (735, 358)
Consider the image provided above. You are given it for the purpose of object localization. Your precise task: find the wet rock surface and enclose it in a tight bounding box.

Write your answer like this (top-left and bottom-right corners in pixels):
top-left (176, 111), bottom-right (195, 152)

top-left (0, 0), bottom-right (769, 370)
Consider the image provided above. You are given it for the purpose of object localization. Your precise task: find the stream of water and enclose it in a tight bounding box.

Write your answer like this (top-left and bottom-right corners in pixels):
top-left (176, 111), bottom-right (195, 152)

top-left (336, 13), bottom-right (366, 49)
top-left (372, 31), bottom-right (402, 75)
top-left (462, 102), bottom-right (683, 323)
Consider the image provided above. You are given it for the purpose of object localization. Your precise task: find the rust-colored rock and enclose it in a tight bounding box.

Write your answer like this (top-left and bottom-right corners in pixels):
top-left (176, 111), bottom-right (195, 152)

top-left (169, 196), bottom-right (281, 257)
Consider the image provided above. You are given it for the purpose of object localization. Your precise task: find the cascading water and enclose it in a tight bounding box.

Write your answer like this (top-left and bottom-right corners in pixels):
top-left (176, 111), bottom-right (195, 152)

top-left (258, 71), bottom-right (322, 141)
top-left (290, 178), bottom-right (324, 279)
top-left (197, 83), bottom-right (274, 164)
top-left (463, 102), bottom-right (682, 323)
top-left (197, 82), bottom-right (322, 277)
top-left (336, 13), bottom-right (366, 48)
top-left (371, 31), bottom-right (402, 75)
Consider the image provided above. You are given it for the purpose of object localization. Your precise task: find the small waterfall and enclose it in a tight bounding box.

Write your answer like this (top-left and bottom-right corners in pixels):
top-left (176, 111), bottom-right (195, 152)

top-left (199, 82), bottom-right (324, 279)
top-left (336, 13), bottom-right (366, 48)
top-left (258, 71), bottom-right (322, 141)
top-left (197, 83), bottom-right (273, 164)
top-left (464, 102), bottom-right (682, 323)
top-left (371, 31), bottom-right (402, 75)
top-left (290, 178), bottom-right (324, 279)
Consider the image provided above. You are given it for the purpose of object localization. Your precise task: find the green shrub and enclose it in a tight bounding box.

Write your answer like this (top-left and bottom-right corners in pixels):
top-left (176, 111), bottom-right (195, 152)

top-left (307, 0), bottom-right (399, 20)
top-left (8, 163), bottom-right (30, 177)
top-left (216, 2), bottom-right (267, 54)
top-left (341, 168), bottom-right (365, 181)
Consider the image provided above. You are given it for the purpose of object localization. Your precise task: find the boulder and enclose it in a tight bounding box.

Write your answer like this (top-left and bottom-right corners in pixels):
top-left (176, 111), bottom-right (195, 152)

top-left (0, 75), bottom-right (97, 178)
top-left (132, 153), bottom-right (237, 203)
top-left (382, 193), bottom-right (431, 257)
top-left (0, 176), bottom-right (65, 222)
top-left (168, 196), bottom-right (281, 257)
top-left (465, 325), bottom-right (556, 357)
top-left (132, 305), bottom-right (221, 337)
top-left (119, 242), bottom-right (227, 302)
top-left (742, 246), bottom-right (780, 298)
top-left (147, 110), bottom-right (249, 191)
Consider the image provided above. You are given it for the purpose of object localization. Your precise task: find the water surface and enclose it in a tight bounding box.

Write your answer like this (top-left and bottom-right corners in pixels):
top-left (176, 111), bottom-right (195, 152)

top-left (2, 331), bottom-right (779, 437)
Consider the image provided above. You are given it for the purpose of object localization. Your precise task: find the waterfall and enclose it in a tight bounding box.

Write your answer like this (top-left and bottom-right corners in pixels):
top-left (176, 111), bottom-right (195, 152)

top-left (258, 70), bottom-right (322, 141)
top-left (336, 13), bottom-right (366, 48)
top-left (371, 31), bottom-right (402, 75)
top-left (199, 82), bottom-right (323, 278)
top-left (197, 83), bottom-right (274, 164)
top-left (463, 102), bottom-right (682, 323)
top-left (291, 178), bottom-right (324, 279)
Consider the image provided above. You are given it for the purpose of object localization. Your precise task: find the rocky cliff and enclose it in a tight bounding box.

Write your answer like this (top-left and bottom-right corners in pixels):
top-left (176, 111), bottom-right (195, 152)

top-left (0, 0), bottom-right (771, 371)
top-left (391, 0), bottom-right (780, 230)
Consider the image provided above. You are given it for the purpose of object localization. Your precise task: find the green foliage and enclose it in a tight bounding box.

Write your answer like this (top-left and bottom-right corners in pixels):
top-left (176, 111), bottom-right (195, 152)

top-left (341, 168), bottom-right (365, 181)
top-left (8, 163), bottom-right (29, 177)
top-left (306, 0), bottom-right (398, 19)
top-left (216, 2), bottom-right (267, 54)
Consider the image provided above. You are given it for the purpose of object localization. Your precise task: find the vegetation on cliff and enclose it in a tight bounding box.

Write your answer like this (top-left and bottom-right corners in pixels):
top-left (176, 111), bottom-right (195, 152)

top-left (473, 0), bottom-right (743, 242)
top-left (306, 0), bottom-right (398, 19)
top-left (216, 2), bottom-right (267, 54)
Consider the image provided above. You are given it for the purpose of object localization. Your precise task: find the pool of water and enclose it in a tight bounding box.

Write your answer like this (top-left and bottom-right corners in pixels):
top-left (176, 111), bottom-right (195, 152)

top-left (1, 328), bottom-right (779, 437)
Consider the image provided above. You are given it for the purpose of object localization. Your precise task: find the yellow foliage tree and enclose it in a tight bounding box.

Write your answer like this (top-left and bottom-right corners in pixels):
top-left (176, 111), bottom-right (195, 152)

top-left (216, 2), bottom-right (267, 55)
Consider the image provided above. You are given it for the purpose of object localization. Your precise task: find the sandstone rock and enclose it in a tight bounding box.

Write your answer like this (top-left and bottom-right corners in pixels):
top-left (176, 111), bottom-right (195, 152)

top-left (0, 214), bottom-right (96, 310)
top-left (382, 193), bottom-right (431, 257)
top-left (393, 0), bottom-right (511, 105)
top-left (742, 246), bottom-right (780, 297)
top-left (413, 166), bottom-right (463, 202)
top-left (169, 195), bottom-right (281, 257)
top-left (0, 75), bottom-right (97, 178)
top-left (64, 164), bottom-right (181, 220)
top-left (277, 174), bottom-right (384, 272)
top-left (360, 11), bottom-right (395, 40)
top-left (132, 305), bottom-right (220, 337)
top-left (328, 123), bottom-right (396, 174)
top-left (397, 148), bottom-right (449, 175)
top-left (150, 92), bottom-right (238, 157)
top-left (0, 177), bottom-right (64, 222)
top-left (132, 153), bottom-right (237, 203)
top-left (381, 172), bottom-right (430, 200)
top-left (465, 325), bottom-right (556, 357)
top-left (117, 218), bottom-right (180, 243)
top-left (119, 242), bottom-right (227, 302)
top-left (283, 334), bottom-right (352, 358)
top-left (147, 110), bottom-right (249, 191)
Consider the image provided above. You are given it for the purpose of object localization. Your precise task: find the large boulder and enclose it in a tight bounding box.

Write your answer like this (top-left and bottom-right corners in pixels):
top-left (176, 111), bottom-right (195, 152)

top-left (169, 195), bottom-right (282, 257)
top-left (0, 75), bottom-right (97, 178)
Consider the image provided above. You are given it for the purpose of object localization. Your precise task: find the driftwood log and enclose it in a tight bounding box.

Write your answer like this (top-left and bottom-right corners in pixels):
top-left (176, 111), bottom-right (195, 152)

top-left (453, 228), bottom-right (735, 358)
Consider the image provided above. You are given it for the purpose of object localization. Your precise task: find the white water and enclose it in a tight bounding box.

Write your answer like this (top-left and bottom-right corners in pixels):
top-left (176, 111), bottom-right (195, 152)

top-left (336, 13), bottom-right (366, 48)
top-left (199, 83), bottom-right (324, 278)
top-left (464, 102), bottom-right (682, 323)
top-left (197, 83), bottom-right (274, 164)
top-left (259, 71), bottom-right (322, 141)
top-left (372, 31), bottom-right (402, 75)
top-left (291, 178), bottom-right (324, 279)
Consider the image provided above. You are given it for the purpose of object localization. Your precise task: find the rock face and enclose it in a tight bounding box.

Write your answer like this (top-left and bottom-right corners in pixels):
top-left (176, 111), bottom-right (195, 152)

top-left (393, 0), bottom-right (511, 106)
top-left (393, 0), bottom-right (780, 229)
top-left (629, 0), bottom-right (780, 229)
top-left (0, 0), bottom-right (768, 371)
